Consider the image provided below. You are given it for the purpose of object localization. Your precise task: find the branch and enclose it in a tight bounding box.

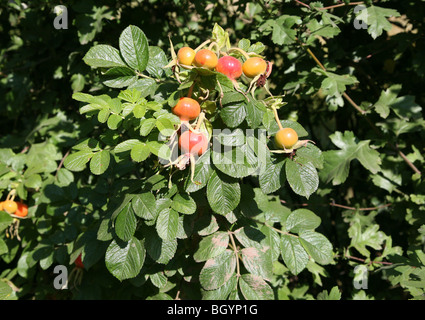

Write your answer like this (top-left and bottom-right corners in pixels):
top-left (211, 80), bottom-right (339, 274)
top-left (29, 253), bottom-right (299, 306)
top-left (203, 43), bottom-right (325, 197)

top-left (319, 2), bottom-right (364, 11)
top-left (228, 231), bottom-right (241, 277)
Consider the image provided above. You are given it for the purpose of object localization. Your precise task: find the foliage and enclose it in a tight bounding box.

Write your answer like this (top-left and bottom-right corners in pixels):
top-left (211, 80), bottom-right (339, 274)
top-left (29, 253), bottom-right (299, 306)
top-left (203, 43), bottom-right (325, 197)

top-left (1, 0), bottom-right (424, 301)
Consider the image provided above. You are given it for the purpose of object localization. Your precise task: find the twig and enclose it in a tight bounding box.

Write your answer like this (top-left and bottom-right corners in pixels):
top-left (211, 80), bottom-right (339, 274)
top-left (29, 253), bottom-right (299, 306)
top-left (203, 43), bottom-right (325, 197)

top-left (55, 149), bottom-right (70, 178)
top-left (280, 199), bottom-right (392, 212)
top-left (294, 0), bottom-right (311, 9)
top-left (329, 201), bottom-right (392, 211)
top-left (319, 2), bottom-right (364, 11)
top-left (228, 231), bottom-right (240, 277)
top-left (342, 252), bottom-right (393, 266)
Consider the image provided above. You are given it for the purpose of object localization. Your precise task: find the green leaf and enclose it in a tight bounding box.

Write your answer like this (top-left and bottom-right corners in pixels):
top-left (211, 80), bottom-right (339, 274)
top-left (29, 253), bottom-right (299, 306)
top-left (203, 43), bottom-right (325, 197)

top-left (0, 281), bottom-right (16, 300)
top-left (171, 193), bottom-right (196, 215)
top-left (316, 69), bottom-right (358, 100)
top-left (107, 113), bottom-right (123, 130)
top-left (240, 247), bottom-right (273, 281)
top-left (245, 100), bottom-right (266, 129)
top-left (211, 143), bottom-right (258, 178)
top-left (64, 150), bottom-right (94, 172)
top-left (144, 227), bottom-right (177, 264)
top-left (286, 159), bottom-right (319, 199)
top-left (199, 250), bottom-right (236, 291)
top-left (155, 117), bottom-right (175, 137)
top-left (202, 274), bottom-right (238, 300)
top-left (105, 237), bottom-right (146, 281)
top-left (259, 157), bottom-right (286, 194)
top-left (140, 118), bottom-right (157, 136)
top-left (320, 131), bottom-right (381, 185)
top-left (155, 208), bottom-right (179, 241)
top-left (115, 139), bottom-right (142, 154)
top-left (239, 273), bottom-right (274, 300)
top-left (356, 5), bottom-right (400, 39)
top-left (119, 25), bottom-right (149, 72)
top-left (194, 231), bottom-right (230, 262)
top-left (299, 231), bottom-right (333, 265)
top-left (280, 234), bottom-right (309, 275)
top-left (317, 286), bottom-right (342, 300)
top-left (102, 67), bottom-right (137, 88)
top-left (83, 45), bottom-right (127, 68)
top-left (285, 209), bottom-right (322, 233)
top-left (207, 170), bottom-right (241, 215)
top-left (220, 103), bottom-right (246, 128)
top-left (184, 149), bottom-right (212, 193)
top-left (90, 150), bottom-right (110, 175)
top-left (373, 84), bottom-right (402, 119)
top-left (115, 203), bottom-right (137, 241)
top-left (146, 46), bottom-right (168, 78)
top-left (261, 15), bottom-right (301, 45)
top-left (130, 143), bottom-right (150, 162)
top-left (132, 193), bottom-right (157, 220)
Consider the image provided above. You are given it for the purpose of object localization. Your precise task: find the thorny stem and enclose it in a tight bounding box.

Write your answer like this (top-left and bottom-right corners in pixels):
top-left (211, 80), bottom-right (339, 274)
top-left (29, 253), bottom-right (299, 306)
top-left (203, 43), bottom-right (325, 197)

top-left (228, 231), bottom-right (240, 277)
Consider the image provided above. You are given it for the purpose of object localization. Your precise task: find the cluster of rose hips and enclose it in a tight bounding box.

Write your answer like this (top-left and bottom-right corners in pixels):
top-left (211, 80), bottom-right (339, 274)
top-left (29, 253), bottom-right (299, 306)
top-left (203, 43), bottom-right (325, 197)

top-left (177, 46), bottom-right (269, 82)
top-left (0, 198), bottom-right (28, 217)
top-left (167, 42), bottom-right (302, 183)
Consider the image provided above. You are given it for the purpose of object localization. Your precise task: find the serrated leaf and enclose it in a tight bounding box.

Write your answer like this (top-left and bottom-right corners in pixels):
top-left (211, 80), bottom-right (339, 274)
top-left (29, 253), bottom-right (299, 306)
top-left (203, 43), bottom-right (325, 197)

top-left (207, 170), bottom-right (241, 215)
top-left (115, 203), bottom-right (137, 241)
top-left (184, 149), bottom-right (212, 193)
top-left (132, 193), bottom-right (157, 220)
top-left (146, 46), bottom-right (168, 78)
top-left (115, 139), bottom-right (142, 154)
top-left (199, 250), bottom-right (236, 291)
top-left (286, 159), bottom-right (319, 199)
top-left (299, 231), bottom-right (333, 265)
top-left (239, 273), bottom-right (274, 300)
top-left (220, 103), bottom-right (246, 128)
top-left (64, 150), bottom-right (94, 172)
top-left (202, 274), bottom-right (238, 300)
top-left (171, 193), bottom-right (196, 215)
top-left (194, 231), bottom-right (230, 262)
top-left (131, 144), bottom-right (150, 162)
top-left (211, 143), bottom-right (258, 178)
top-left (90, 150), bottom-right (110, 175)
top-left (144, 227), bottom-right (177, 264)
top-left (259, 157), bottom-right (286, 194)
top-left (280, 234), bottom-right (309, 275)
top-left (119, 25), bottom-right (149, 72)
top-left (286, 209), bottom-right (321, 233)
top-left (102, 67), bottom-right (137, 88)
top-left (356, 5), bottom-right (400, 39)
top-left (107, 113), bottom-right (123, 130)
top-left (105, 237), bottom-right (145, 281)
top-left (156, 208), bottom-right (179, 241)
top-left (320, 131), bottom-right (381, 185)
top-left (83, 45), bottom-right (127, 68)
top-left (241, 247), bottom-right (273, 281)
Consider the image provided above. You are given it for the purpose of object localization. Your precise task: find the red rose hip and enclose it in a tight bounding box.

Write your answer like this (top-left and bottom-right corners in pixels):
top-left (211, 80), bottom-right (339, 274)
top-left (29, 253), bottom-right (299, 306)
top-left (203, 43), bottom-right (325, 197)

top-left (178, 131), bottom-right (209, 156)
top-left (215, 56), bottom-right (243, 80)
